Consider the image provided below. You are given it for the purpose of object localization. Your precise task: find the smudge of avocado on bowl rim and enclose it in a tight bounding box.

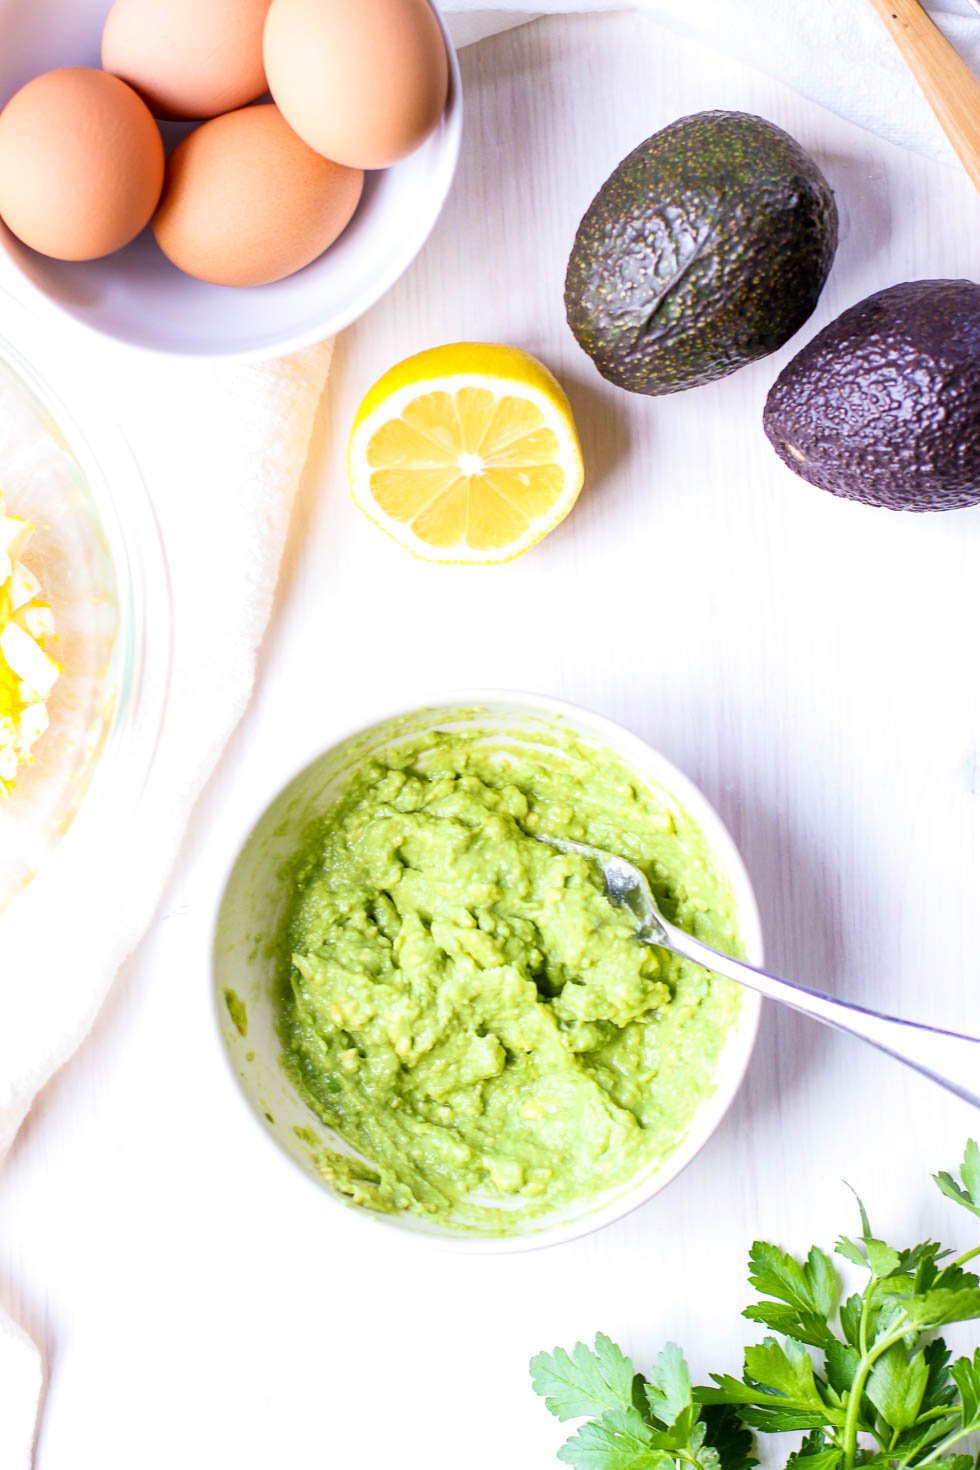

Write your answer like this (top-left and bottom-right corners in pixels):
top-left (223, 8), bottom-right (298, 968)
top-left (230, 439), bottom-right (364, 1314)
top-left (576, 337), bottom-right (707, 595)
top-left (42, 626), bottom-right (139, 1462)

top-left (223, 988), bottom-right (248, 1038)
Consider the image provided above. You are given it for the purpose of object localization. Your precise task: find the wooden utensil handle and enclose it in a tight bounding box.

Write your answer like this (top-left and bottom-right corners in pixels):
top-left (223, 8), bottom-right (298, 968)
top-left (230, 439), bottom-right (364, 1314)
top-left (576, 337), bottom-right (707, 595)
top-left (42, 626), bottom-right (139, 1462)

top-left (867, 0), bottom-right (980, 189)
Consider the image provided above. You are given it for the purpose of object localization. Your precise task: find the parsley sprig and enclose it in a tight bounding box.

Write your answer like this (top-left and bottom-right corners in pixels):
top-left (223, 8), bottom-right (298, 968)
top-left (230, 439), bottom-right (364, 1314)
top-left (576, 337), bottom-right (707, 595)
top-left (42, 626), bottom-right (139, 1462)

top-left (531, 1143), bottom-right (980, 1470)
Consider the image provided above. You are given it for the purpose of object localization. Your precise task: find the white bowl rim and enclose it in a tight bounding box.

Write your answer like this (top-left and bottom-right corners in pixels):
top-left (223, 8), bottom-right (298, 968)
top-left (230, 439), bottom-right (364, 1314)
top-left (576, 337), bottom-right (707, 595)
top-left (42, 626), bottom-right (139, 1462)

top-left (209, 688), bottom-right (763, 1254)
top-left (0, 6), bottom-right (463, 364)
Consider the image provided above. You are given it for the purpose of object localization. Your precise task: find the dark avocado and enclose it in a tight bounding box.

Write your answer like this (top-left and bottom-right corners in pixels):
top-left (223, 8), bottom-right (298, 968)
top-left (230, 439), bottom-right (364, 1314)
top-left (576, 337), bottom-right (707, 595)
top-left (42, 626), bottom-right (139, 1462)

top-left (764, 279), bottom-right (980, 511)
top-left (564, 110), bottom-right (838, 396)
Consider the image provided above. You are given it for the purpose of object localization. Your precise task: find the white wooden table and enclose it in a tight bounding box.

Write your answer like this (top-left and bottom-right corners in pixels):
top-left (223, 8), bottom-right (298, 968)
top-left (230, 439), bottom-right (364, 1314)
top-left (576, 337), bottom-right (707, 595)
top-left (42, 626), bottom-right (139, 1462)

top-left (2, 14), bottom-right (980, 1467)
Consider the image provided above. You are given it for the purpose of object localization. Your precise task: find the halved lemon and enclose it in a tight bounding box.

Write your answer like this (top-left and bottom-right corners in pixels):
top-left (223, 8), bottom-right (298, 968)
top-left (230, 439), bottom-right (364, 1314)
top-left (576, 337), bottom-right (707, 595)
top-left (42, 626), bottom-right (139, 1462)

top-left (348, 343), bottom-right (584, 564)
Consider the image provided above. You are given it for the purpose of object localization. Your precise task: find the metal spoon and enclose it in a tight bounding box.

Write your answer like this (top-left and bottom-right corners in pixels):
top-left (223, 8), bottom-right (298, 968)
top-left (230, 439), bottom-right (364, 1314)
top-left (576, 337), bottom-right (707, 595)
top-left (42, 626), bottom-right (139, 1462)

top-left (536, 834), bottom-right (980, 1109)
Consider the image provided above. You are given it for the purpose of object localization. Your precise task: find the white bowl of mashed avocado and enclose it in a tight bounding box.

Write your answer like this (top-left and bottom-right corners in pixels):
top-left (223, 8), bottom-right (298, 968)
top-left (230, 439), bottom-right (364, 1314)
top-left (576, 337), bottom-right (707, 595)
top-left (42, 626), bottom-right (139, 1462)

top-left (212, 694), bottom-right (762, 1249)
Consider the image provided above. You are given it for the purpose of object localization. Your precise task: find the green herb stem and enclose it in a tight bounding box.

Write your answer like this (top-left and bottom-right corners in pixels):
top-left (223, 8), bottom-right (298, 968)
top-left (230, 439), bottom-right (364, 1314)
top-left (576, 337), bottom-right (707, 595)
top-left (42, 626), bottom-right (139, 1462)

top-left (859, 1285), bottom-right (875, 1359)
top-left (843, 1321), bottom-right (910, 1470)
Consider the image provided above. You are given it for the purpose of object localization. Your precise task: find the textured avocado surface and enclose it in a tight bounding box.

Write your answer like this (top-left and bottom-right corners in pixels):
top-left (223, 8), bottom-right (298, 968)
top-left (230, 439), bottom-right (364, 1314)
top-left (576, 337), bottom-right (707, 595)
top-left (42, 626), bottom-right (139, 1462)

top-left (564, 110), bottom-right (838, 396)
top-left (763, 279), bottom-right (980, 512)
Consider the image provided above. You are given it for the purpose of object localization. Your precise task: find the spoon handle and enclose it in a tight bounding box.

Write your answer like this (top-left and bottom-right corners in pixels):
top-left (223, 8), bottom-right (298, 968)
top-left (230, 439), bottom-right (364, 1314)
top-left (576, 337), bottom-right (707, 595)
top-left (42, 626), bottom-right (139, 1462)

top-left (867, 0), bottom-right (980, 189)
top-left (662, 920), bottom-right (980, 1109)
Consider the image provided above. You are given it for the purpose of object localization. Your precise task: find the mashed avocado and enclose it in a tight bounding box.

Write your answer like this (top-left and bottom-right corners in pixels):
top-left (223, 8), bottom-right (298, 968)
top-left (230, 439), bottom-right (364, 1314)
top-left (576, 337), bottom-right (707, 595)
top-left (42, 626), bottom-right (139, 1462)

top-left (276, 725), bottom-right (741, 1231)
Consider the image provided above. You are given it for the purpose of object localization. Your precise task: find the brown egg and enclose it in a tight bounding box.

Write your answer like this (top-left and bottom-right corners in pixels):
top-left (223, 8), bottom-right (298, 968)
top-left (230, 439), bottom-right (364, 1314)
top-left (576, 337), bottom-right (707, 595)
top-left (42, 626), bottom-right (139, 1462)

top-left (263, 0), bottom-right (448, 170)
top-left (102, 0), bottom-right (271, 121)
top-left (152, 104), bottom-right (363, 287)
top-left (0, 68), bottom-right (164, 261)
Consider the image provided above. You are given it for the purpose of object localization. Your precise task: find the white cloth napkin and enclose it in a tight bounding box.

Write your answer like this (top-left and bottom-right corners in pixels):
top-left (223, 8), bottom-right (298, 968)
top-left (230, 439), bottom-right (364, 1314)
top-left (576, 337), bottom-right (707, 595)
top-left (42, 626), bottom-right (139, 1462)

top-left (443, 0), bottom-right (980, 164)
top-left (3, 0), bottom-right (979, 1461)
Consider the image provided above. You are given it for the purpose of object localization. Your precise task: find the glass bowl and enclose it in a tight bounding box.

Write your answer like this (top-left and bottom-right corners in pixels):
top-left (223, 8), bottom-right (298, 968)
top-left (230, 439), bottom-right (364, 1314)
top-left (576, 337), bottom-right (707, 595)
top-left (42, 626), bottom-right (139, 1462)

top-left (0, 294), bottom-right (170, 915)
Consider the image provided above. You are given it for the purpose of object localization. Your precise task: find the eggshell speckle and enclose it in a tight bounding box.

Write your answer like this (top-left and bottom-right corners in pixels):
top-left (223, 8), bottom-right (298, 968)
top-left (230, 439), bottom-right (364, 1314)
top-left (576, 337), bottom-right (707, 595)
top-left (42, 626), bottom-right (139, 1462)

top-left (152, 104), bottom-right (364, 287)
top-left (0, 68), bottom-right (164, 261)
top-left (102, 0), bottom-right (272, 121)
top-left (263, 0), bottom-right (449, 170)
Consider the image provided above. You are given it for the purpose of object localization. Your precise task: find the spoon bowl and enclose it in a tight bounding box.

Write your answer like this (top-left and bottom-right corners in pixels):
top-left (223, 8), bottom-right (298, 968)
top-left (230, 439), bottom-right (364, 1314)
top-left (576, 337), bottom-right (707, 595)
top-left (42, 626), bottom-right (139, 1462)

top-left (536, 833), bottom-right (980, 1110)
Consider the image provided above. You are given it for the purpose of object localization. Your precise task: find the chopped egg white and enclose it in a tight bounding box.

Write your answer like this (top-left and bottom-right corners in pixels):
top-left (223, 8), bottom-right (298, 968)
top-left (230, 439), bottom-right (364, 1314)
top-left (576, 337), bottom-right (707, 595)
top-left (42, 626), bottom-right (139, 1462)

top-left (0, 490), bottom-right (59, 797)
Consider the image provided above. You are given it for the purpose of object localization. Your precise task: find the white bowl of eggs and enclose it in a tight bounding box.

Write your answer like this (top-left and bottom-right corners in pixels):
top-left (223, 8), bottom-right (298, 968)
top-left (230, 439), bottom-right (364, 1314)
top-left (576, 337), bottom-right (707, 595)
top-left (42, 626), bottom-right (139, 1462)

top-left (0, 0), bottom-right (462, 360)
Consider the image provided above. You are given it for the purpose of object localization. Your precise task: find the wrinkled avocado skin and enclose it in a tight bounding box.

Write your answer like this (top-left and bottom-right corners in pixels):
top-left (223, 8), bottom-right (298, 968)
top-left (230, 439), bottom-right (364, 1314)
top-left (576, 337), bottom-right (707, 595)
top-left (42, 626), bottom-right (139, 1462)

top-left (764, 279), bottom-right (980, 511)
top-left (564, 110), bottom-right (838, 396)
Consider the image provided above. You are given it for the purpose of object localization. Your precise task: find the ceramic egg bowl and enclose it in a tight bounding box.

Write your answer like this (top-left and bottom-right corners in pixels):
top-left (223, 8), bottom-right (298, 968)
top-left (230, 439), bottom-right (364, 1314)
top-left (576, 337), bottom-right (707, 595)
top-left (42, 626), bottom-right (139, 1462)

top-left (0, 0), bottom-right (462, 361)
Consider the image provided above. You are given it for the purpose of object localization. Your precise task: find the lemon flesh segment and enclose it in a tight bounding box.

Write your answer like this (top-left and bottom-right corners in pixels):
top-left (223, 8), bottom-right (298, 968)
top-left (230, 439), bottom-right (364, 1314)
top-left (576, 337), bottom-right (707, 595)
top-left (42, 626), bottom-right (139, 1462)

top-left (351, 367), bottom-right (584, 565)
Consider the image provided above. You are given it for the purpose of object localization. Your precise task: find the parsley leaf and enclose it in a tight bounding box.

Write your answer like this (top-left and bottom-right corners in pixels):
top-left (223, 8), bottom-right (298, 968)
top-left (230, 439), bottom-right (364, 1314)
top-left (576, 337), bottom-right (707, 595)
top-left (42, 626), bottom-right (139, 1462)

top-left (556, 1409), bottom-right (668, 1470)
top-left (950, 1349), bottom-right (980, 1430)
top-left (644, 1343), bottom-right (694, 1430)
top-left (824, 1341), bottom-right (860, 1398)
top-left (900, 1288), bottom-right (980, 1330)
top-left (919, 1337), bottom-right (958, 1416)
top-left (533, 1341), bottom-right (752, 1470)
top-left (743, 1243), bottom-right (841, 1351)
top-left (699, 1357), bottom-right (835, 1433)
top-left (934, 1141), bottom-right (980, 1219)
top-left (839, 1295), bottom-right (864, 1349)
top-left (531, 1334), bottom-right (638, 1422)
top-left (747, 1243), bottom-right (839, 1320)
top-left (742, 1338), bottom-right (825, 1407)
top-left (866, 1342), bottom-right (929, 1430)
top-left (742, 1303), bottom-right (840, 1353)
top-left (699, 1403), bottom-right (757, 1470)
top-left (835, 1233), bottom-right (902, 1280)
top-left (785, 1430), bottom-right (843, 1470)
